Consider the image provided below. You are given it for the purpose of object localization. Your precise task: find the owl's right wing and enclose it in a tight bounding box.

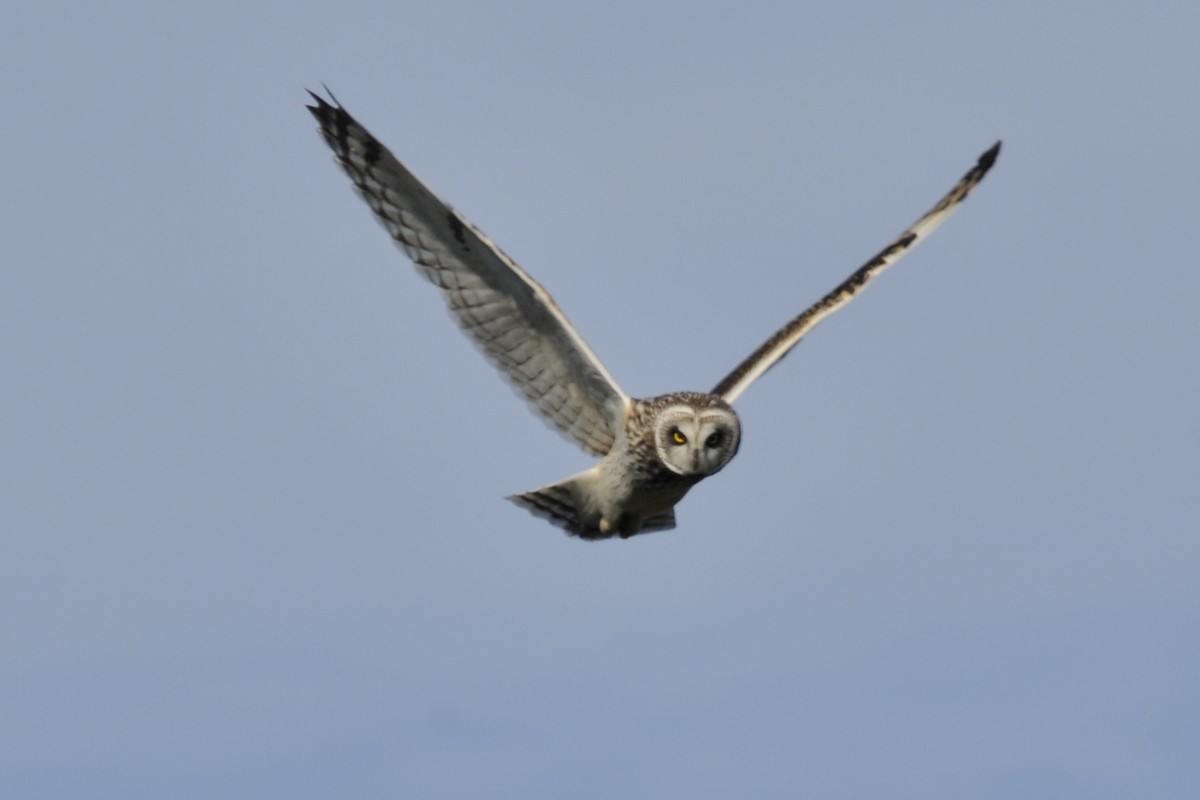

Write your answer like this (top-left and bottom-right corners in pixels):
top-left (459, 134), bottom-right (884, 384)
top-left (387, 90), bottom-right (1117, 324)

top-left (308, 91), bottom-right (631, 457)
top-left (712, 141), bottom-right (1000, 404)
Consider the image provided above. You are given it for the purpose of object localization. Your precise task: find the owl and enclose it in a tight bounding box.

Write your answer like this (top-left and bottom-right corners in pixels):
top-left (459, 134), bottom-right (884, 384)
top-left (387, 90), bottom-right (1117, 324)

top-left (308, 91), bottom-right (999, 539)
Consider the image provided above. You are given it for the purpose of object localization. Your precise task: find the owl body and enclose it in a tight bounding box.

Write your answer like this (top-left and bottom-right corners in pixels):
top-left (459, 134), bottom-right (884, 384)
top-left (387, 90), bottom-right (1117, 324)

top-left (308, 91), bottom-right (998, 540)
top-left (511, 392), bottom-right (741, 538)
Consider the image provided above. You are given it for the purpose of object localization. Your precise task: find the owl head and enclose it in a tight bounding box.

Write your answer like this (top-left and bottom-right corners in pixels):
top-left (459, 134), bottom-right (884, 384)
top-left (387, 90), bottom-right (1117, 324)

top-left (652, 396), bottom-right (741, 477)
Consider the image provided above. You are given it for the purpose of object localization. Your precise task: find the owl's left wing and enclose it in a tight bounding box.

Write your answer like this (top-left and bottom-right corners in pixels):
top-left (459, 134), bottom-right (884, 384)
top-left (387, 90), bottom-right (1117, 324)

top-left (713, 141), bottom-right (1000, 404)
top-left (308, 91), bottom-right (631, 457)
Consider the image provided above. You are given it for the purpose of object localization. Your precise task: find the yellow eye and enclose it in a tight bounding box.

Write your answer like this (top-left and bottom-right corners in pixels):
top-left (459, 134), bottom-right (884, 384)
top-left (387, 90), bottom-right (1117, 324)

top-left (671, 429), bottom-right (687, 445)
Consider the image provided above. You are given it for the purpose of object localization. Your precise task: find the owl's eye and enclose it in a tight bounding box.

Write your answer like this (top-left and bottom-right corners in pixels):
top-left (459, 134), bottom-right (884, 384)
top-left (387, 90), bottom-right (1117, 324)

top-left (671, 429), bottom-right (687, 445)
top-left (705, 432), bottom-right (723, 448)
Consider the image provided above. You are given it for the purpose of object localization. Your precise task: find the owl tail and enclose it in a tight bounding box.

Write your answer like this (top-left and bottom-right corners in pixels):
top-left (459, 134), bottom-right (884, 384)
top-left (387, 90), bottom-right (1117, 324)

top-left (508, 472), bottom-right (604, 539)
top-left (507, 470), bottom-right (676, 540)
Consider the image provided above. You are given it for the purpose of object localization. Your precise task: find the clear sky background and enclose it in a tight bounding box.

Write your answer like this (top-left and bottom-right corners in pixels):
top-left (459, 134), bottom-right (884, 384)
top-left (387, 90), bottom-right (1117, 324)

top-left (4, 2), bottom-right (1198, 798)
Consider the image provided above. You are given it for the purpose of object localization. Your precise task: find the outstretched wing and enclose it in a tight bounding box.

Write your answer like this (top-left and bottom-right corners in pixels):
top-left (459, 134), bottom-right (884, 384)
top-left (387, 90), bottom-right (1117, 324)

top-left (308, 91), bottom-right (631, 456)
top-left (713, 142), bottom-right (1001, 404)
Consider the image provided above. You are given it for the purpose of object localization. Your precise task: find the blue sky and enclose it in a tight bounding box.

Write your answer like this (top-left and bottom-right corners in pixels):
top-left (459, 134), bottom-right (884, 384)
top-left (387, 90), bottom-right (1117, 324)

top-left (4, 1), bottom-right (1198, 797)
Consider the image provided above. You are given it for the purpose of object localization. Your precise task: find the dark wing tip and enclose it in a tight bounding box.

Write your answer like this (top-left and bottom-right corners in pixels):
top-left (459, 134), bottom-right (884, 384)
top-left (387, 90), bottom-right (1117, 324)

top-left (978, 140), bottom-right (1002, 173)
top-left (305, 88), bottom-right (330, 121)
top-left (306, 87), bottom-right (367, 157)
top-left (305, 85), bottom-right (346, 122)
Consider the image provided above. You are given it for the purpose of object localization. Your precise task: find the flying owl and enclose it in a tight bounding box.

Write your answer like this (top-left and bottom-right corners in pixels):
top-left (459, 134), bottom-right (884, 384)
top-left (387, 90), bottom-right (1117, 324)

top-left (307, 91), bottom-right (999, 540)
